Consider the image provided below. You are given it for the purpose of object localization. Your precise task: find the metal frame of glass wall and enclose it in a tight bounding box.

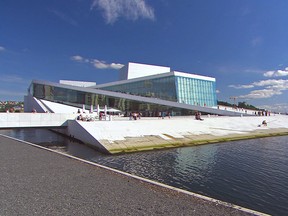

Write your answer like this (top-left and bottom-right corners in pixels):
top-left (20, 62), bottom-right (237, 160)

top-left (30, 82), bottom-right (196, 117)
top-left (100, 76), bottom-right (177, 102)
top-left (175, 76), bottom-right (217, 107)
top-left (100, 75), bottom-right (217, 107)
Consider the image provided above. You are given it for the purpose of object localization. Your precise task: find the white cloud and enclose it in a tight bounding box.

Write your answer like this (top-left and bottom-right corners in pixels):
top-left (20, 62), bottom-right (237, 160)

top-left (238, 88), bottom-right (282, 99)
top-left (110, 62), bottom-right (124, 69)
top-left (91, 0), bottom-right (155, 24)
top-left (0, 46), bottom-right (5, 51)
top-left (259, 103), bottom-right (288, 113)
top-left (243, 68), bottom-right (265, 74)
top-left (264, 68), bottom-right (288, 77)
top-left (0, 75), bottom-right (26, 83)
top-left (91, 59), bottom-right (124, 69)
top-left (228, 84), bottom-right (254, 89)
top-left (91, 59), bottom-right (109, 69)
top-left (251, 36), bottom-right (263, 47)
top-left (71, 55), bottom-right (84, 62)
top-left (71, 55), bottom-right (124, 70)
top-left (229, 79), bottom-right (288, 100)
top-left (252, 79), bottom-right (288, 90)
top-left (49, 9), bottom-right (78, 26)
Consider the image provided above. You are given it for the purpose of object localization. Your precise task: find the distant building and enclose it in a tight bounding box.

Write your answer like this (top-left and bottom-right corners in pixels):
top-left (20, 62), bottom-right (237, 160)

top-left (25, 62), bottom-right (220, 116)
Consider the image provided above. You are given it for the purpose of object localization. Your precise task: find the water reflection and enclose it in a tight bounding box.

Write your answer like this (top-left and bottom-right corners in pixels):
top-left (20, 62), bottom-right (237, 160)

top-left (173, 146), bottom-right (218, 189)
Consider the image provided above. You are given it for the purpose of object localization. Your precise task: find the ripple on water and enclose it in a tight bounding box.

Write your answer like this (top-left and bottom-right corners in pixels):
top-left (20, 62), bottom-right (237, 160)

top-left (1, 129), bottom-right (288, 216)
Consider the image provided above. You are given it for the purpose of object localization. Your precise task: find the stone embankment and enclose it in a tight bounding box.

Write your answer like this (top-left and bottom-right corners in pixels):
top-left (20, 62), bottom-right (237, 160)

top-left (68, 115), bottom-right (288, 154)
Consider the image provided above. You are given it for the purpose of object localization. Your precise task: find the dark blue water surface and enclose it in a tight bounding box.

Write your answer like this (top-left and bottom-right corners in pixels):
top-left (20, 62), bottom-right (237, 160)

top-left (1, 128), bottom-right (288, 215)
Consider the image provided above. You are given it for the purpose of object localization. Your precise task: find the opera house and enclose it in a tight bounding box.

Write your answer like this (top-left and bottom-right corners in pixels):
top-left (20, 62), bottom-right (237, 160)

top-left (24, 62), bottom-right (238, 116)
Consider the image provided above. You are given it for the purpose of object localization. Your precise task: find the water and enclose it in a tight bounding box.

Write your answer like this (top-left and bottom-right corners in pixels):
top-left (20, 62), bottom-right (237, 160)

top-left (1, 128), bottom-right (288, 215)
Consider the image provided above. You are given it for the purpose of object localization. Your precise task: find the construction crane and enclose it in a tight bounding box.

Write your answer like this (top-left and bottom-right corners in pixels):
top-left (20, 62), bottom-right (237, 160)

top-left (230, 96), bottom-right (238, 108)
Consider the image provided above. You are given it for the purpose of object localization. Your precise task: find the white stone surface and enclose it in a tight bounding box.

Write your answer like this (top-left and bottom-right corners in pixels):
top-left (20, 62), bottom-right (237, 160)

top-left (60, 80), bottom-right (96, 87)
top-left (40, 100), bottom-right (86, 114)
top-left (0, 113), bottom-right (78, 128)
top-left (75, 115), bottom-right (288, 143)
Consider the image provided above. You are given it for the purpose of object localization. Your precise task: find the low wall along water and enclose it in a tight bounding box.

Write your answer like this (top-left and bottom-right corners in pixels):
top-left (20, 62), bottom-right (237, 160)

top-left (66, 115), bottom-right (288, 154)
top-left (0, 113), bottom-right (77, 128)
top-left (1, 113), bottom-right (287, 154)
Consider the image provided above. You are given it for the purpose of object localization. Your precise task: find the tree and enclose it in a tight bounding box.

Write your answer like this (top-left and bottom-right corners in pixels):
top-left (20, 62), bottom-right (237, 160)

top-left (238, 101), bottom-right (259, 110)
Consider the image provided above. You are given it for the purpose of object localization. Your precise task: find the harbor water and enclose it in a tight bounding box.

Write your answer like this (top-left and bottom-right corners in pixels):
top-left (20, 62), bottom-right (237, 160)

top-left (1, 128), bottom-right (288, 215)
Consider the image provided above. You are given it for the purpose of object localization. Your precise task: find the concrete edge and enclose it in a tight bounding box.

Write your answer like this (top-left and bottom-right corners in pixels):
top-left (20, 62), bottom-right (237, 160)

top-left (0, 134), bottom-right (270, 216)
top-left (106, 129), bottom-right (288, 154)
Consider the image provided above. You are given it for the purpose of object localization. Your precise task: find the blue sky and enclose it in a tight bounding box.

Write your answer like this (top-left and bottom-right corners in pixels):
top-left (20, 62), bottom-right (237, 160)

top-left (1, 0), bottom-right (288, 112)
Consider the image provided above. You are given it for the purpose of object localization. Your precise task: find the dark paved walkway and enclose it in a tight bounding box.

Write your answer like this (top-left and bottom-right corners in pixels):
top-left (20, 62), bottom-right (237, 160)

top-left (0, 134), bottom-right (263, 216)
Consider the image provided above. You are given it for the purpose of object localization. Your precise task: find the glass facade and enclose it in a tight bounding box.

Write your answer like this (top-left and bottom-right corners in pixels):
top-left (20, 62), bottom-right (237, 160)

top-left (29, 72), bottom-right (217, 116)
top-left (99, 75), bottom-right (217, 107)
top-left (30, 82), bottom-right (195, 116)
top-left (175, 76), bottom-right (217, 107)
top-left (100, 76), bottom-right (177, 102)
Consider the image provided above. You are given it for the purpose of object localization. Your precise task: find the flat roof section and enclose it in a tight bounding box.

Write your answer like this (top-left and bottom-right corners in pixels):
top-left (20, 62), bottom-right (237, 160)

top-left (60, 80), bottom-right (96, 87)
top-left (174, 71), bottom-right (216, 82)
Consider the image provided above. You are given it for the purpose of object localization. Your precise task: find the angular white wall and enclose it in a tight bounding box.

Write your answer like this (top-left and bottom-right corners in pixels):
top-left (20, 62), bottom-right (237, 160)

top-left (119, 62), bottom-right (171, 80)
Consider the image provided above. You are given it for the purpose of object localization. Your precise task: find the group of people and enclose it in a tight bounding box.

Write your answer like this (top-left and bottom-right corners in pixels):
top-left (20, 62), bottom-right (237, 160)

top-left (258, 120), bottom-right (267, 127)
top-left (76, 114), bottom-right (96, 121)
top-left (129, 112), bottom-right (142, 120)
top-left (195, 111), bottom-right (204, 121)
top-left (158, 111), bottom-right (171, 119)
top-left (255, 111), bottom-right (270, 116)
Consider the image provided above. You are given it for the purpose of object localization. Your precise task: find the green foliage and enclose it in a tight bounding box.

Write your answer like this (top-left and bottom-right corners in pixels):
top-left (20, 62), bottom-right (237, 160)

top-left (0, 101), bottom-right (24, 112)
top-left (217, 100), bottom-right (260, 110)
top-left (217, 100), bottom-right (233, 107)
top-left (237, 101), bottom-right (260, 110)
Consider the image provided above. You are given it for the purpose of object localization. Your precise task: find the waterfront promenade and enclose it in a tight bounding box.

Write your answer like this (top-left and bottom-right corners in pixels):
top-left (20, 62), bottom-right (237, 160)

top-left (71, 114), bottom-right (288, 154)
top-left (0, 135), bottom-right (264, 215)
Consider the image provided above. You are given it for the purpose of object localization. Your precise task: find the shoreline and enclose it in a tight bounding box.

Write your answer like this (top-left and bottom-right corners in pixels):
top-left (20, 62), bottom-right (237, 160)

top-left (107, 128), bottom-right (288, 154)
top-left (70, 115), bottom-right (288, 154)
top-left (2, 112), bottom-right (286, 154)
top-left (0, 134), bottom-right (267, 215)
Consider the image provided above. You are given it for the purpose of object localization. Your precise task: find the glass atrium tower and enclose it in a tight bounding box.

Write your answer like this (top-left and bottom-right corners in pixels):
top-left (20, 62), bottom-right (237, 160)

top-left (97, 62), bottom-right (217, 107)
